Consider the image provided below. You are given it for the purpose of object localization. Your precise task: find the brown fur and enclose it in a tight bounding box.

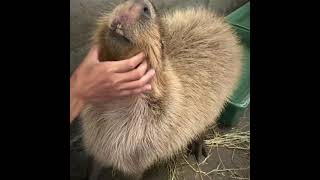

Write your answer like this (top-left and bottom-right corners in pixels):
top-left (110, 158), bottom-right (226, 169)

top-left (80, 0), bottom-right (242, 177)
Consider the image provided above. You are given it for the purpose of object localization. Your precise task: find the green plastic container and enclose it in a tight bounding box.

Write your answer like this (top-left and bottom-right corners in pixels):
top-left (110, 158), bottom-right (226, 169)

top-left (218, 2), bottom-right (250, 126)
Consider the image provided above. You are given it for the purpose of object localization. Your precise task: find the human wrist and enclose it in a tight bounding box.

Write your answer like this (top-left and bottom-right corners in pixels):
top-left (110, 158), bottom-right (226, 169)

top-left (70, 76), bottom-right (86, 122)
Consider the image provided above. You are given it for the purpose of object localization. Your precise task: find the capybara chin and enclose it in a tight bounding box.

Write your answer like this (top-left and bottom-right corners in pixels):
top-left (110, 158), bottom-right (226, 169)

top-left (80, 0), bottom-right (242, 178)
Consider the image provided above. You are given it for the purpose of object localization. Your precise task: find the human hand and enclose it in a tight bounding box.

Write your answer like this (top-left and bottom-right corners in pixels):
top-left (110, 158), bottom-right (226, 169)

top-left (71, 45), bottom-right (155, 104)
top-left (70, 45), bottom-right (155, 122)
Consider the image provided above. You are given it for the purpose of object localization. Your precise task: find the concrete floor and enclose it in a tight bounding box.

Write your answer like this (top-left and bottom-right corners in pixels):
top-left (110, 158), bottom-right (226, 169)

top-left (70, 0), bottom-right (250, 179)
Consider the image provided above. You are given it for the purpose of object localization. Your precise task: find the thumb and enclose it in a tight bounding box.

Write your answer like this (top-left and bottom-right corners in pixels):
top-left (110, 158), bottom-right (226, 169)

top-left (84, 45), bottom-right (100, 64)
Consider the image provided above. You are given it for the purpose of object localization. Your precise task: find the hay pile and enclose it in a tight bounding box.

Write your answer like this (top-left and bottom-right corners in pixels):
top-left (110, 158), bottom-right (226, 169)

top-left (168, 127), bottom-right (250, 180)
top-left (205, 130), bottom-right (250, 150)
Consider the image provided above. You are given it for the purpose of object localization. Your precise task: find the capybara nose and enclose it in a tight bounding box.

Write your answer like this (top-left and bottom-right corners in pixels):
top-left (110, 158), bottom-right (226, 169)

top-left (111, 0), bottom-right (150, 30)
top-left (128, 0), bottom-right (150, 21)
top-left (129, 0), bottom-right (150, 19)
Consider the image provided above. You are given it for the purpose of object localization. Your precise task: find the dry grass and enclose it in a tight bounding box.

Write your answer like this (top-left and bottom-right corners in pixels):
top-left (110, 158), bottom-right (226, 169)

top-left (205, 130), bottom-right (250, 150)
top-left (168, 126), bottom-right (250, 180)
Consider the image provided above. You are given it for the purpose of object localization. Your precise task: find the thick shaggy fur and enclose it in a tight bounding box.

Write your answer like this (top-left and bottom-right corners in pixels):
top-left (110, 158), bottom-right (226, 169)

top-left (80, 0), bottom-right (242, 177)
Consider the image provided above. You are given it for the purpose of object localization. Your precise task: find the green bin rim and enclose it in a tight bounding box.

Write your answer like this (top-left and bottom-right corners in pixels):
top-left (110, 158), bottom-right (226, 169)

top-left (225, 2), bottom-right (250, 109)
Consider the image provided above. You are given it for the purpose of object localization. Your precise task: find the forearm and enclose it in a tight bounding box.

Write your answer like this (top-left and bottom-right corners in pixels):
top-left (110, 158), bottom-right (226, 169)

top-left (70, 77), bottom-right (85, 123)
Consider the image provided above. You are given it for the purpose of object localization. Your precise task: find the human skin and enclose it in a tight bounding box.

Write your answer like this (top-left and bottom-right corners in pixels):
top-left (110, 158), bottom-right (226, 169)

top-left (70, 45), bottom-right (155, 123)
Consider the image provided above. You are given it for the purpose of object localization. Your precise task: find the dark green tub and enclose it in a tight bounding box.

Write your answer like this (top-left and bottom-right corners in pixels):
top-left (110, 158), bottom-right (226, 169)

top-left (218, 2), bottom-right (250, 126)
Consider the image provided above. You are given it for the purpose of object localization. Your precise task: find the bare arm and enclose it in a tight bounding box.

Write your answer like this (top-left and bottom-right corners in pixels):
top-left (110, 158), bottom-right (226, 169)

top-left (70, 46), bottom-right (155, 123)
top-left (70, 83), bottom-right (85, 123)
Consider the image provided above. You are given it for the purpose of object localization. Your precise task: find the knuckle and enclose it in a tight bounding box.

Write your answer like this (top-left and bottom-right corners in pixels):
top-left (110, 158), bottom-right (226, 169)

top-left (115, 84), bottom-right (123, 91)
top-left (104, 63), bottom-right (114, 72)
top-left (135, 69), bottom-right (144, 79)
top-left (107, 68), bottom-right (115, 73)
top-left (128, 61), bottom-right (136, 69)
top-left (110, 78), bottom-right (118, 86)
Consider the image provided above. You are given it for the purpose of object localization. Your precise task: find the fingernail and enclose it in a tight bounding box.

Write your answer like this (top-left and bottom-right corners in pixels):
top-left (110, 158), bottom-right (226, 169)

top-left (140, 52), bottom-right (145, 58)
top-left (146, 84), bottom-right (152, 90)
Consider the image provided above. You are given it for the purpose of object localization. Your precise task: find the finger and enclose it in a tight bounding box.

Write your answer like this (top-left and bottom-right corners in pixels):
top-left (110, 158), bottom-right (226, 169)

top-left (89, 45), bottom-right (99, 58)
top-left (119, 84), bottom-right (152, 96)
top-left (84, 45), bottom-right (99, 64)
top-left (114, 60), bottom-right (149, 83)
top-left (103, 52), bottom-right (146, 73)
top-left (117, 69), bottom-right (155, 90)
